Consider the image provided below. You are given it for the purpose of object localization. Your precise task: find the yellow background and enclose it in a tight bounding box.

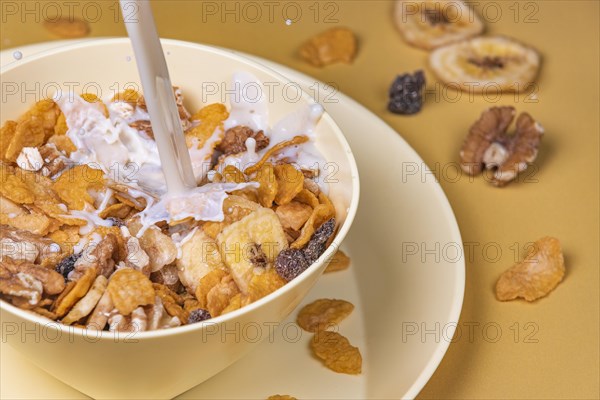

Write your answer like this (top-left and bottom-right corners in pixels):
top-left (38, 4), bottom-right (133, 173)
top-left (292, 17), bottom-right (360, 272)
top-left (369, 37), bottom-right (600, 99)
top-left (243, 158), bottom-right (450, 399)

top-left (1, 1), bottom-right (599, 398)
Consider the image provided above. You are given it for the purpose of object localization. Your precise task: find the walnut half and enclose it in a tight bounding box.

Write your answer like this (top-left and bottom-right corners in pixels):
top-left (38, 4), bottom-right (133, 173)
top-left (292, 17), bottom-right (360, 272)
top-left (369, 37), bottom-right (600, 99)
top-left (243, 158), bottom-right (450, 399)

top-left (460, 106), bottom-right (544, 186)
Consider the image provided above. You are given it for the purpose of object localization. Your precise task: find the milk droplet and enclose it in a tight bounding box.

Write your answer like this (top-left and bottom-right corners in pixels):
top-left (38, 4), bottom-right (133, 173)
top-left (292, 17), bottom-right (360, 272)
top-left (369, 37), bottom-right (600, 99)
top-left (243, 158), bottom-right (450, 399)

top-left (12, 51), bottom-right (22, 60)
top-left (285, 19), bottom-right (292, 26)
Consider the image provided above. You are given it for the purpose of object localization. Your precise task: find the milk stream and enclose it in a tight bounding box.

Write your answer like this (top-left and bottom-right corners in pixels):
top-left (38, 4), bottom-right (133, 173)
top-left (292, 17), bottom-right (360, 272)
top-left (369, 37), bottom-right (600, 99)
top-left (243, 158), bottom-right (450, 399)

top-left (121, 0), bottom-right (196, 194)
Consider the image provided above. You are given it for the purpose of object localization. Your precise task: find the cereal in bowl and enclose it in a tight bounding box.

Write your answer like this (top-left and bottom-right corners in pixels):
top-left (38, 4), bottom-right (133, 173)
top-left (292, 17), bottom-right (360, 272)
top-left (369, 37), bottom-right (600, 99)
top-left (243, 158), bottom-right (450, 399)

top-left (0, 73), bottom-right (340, 331)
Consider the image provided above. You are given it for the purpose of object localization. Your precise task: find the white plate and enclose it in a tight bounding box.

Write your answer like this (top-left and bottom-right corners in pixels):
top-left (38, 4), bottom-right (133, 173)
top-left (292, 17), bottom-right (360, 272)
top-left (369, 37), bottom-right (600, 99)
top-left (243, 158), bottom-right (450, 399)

top-left (0, 40), bottom-right (464, 400)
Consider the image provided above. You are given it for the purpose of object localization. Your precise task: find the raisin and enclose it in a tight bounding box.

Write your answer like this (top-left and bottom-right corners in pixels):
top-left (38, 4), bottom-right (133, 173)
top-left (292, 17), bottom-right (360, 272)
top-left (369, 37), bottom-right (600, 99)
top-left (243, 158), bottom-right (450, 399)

top-left (188, 309), bottom-right (211, 324)
top-left (304, 218), bottom-right (336, 264)
top-left (388, 70), bottom-right (425, 115)
top-left (55, 253), bottom-right (81, 281)
top-left (106, 217), bottom-right (125, 227)
top-left (275, 248), bottom-right (310, 282)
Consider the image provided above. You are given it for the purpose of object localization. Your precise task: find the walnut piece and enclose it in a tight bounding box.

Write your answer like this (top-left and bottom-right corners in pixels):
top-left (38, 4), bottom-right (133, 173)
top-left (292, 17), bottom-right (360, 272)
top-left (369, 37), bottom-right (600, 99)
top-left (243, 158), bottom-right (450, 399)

top-left (16, 147), bottom-right (43, 171)
top-left (73, 233), bottom-right (120, 279)
top-left (38, 143), bottom-right (68, 177)
top-left (216, 126), bottom-right (270, 156)
top-left (0, 225), bottom-right (58, 263)
top-left (0, 259), bottom-right (65, 307)
top-left (460, 106), bottom-right (544, 186)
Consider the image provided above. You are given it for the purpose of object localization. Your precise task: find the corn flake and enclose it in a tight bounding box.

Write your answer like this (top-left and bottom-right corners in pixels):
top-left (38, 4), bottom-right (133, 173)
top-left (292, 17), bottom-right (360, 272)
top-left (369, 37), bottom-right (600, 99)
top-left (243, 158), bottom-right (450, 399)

top-left (244, 268), bottom-right (286, 305)
top-left (53, 165), bottom-right (105, 210)
top-left (107, 268), bottom-right (155, 315)
top-left (223, 165), bottom-right (246, 183)
top-left (0, 212), bottom-right (52, 236)
top-left (244, 136), bottom-right (309, 175)
top-left (221, 293), bottom-right (242, 315)
top-left (310, 331), bottom-right (362, 374)
top-left (297, 298), bottom-right (354, 332)
top-left (205, 274), bottom-right (240, 317)
top-left (54, 112), bottom-right (68, 135)
top-left (253, 163), bottom-right (278, 208)
top-left (186, 103), bottom-right (229, 148)
top-left (276, 201), bottom-right (313, 231)
top-left (195, 269), bottom-right (228, 309)
top-left (98, 203), bottom-right (132, 219)
top-left (111, 89), bottom-right (140, 105)
top-left (274, 164), bottom-right (304, 205)
top-left (5, 119), bottom-right (46, 162)
top-left (325, 250), bottom-right (350, 273)
top-left (496, 236), bottom-right (566, 302)
top-left (47, 134), bottom-right (76, 155)
top-left (0, 121), bottom-right (17, 161)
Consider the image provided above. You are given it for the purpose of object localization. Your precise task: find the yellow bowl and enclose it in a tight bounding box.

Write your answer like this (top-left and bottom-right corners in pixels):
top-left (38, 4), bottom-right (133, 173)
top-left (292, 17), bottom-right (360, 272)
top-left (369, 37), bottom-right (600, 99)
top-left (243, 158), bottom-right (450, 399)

top-left (0, 38), bottom-right (360, 399)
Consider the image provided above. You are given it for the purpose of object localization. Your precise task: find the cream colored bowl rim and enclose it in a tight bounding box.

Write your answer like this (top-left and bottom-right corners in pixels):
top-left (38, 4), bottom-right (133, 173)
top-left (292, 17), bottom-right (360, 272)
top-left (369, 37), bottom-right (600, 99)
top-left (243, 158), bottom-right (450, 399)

top-left (0, 37), bottom-right (360, 340)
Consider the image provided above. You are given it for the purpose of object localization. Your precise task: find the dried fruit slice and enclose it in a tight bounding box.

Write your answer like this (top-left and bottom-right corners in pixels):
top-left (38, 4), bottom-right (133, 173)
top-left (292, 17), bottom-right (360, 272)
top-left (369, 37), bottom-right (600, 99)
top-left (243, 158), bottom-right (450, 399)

top-left (176, 229), bottom-right (226, 292)
top-left (394, 0), bottom-right (484, 50)
top-left (217, 208), bottom-right (288, 293)
top-left (430, 36), bottom-right (541, 93)
top-left (311, 331), bottom-right (362, 374)
top-left (297, 298), bottom-right (354, 332)
top-left (496, 237), bottom-right (565, 302)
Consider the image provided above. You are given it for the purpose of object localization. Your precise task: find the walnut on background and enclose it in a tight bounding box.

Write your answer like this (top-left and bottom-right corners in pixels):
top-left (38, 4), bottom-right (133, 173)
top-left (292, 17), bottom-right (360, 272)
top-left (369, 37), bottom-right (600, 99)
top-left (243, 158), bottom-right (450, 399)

top-left (460, 106), bottom-right (544, 186)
